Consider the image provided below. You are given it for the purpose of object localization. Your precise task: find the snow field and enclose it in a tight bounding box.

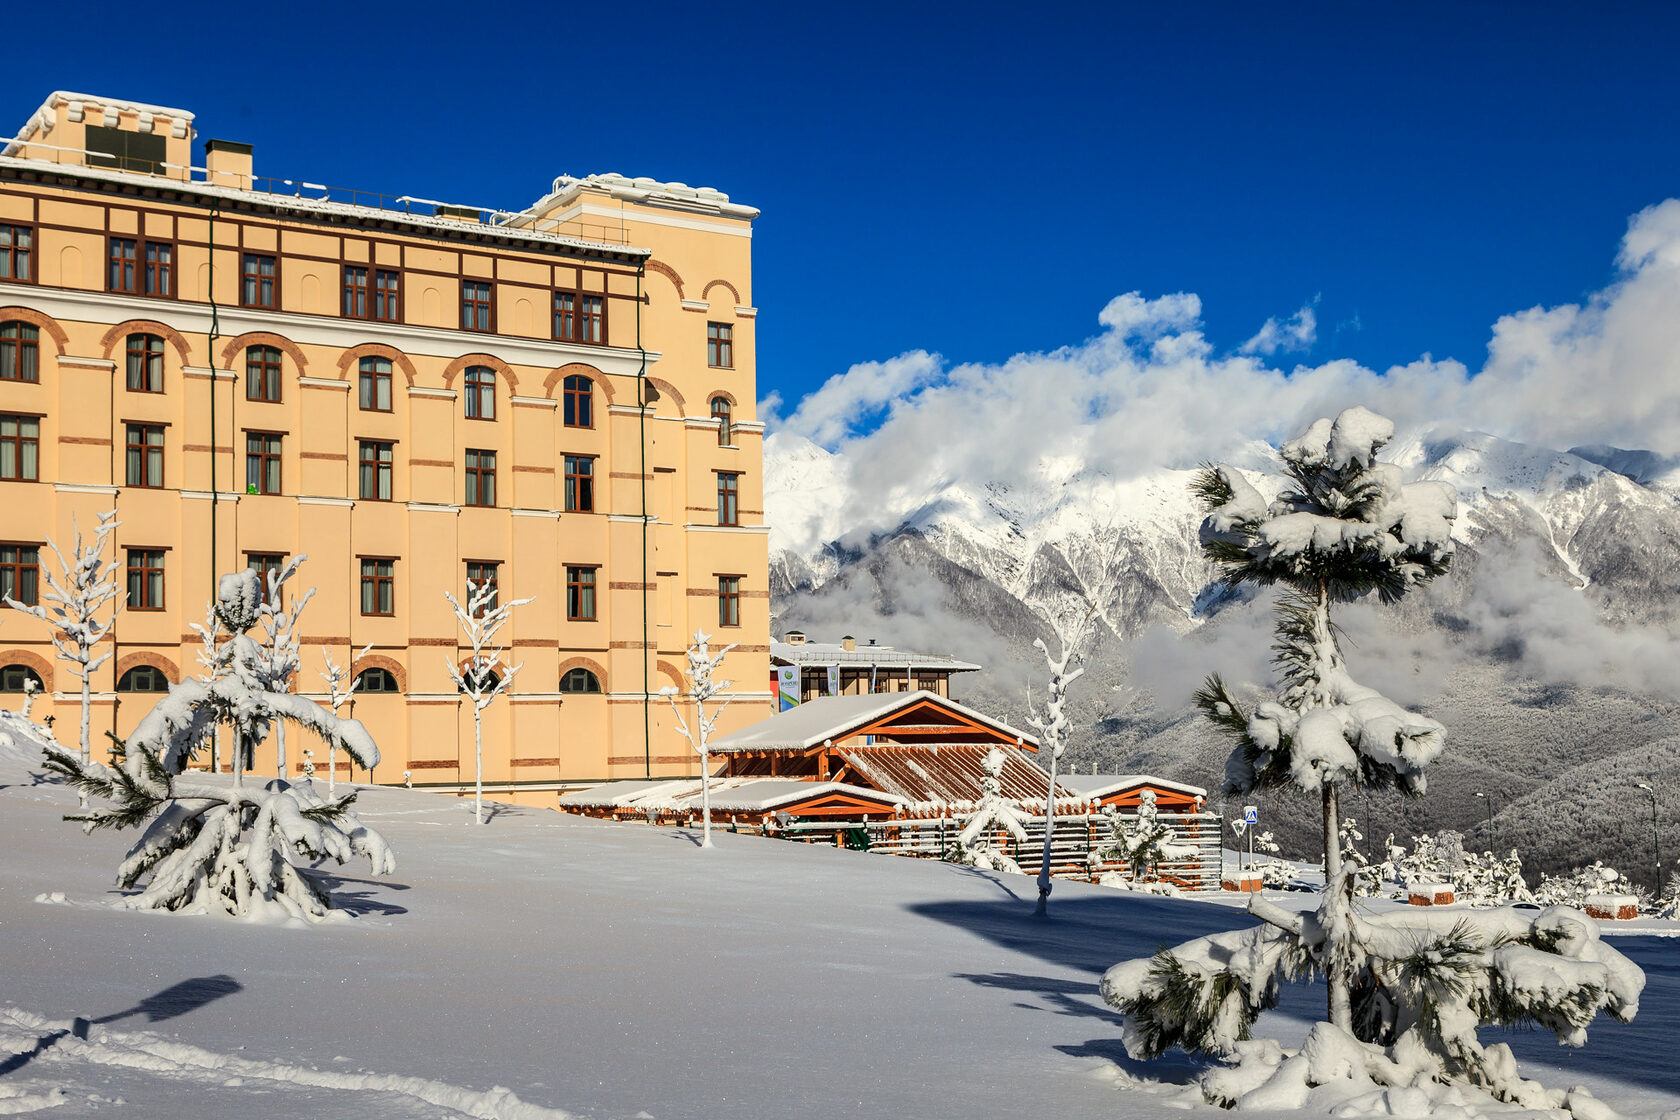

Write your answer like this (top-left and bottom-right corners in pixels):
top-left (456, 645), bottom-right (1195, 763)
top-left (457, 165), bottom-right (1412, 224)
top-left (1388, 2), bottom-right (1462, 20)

top-left (1, 756), bottom-right (1676, 1119)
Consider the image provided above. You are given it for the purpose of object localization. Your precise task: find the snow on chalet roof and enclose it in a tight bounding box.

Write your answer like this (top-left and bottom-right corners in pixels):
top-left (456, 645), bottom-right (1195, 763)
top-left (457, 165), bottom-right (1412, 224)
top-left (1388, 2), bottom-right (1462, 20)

top-left (770, 640), bottom-right (981, 673)
top-left (558, 777), bottom-right (902, 813)
top-left (1057, 773), bottom-right (1208, 800)
top-left (708, 690), bottom-right (1037, 754)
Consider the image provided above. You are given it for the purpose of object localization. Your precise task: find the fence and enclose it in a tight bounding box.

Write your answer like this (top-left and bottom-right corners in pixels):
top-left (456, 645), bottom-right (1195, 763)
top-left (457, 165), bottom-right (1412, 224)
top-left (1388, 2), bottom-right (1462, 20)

top-left (774, 811), bottom-right (1226, 891)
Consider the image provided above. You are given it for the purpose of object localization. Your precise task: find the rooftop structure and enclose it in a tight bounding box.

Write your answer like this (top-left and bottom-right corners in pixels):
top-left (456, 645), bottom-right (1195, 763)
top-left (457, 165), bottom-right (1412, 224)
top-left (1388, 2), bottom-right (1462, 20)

top-left (770, 631), bottom-right (982, 708)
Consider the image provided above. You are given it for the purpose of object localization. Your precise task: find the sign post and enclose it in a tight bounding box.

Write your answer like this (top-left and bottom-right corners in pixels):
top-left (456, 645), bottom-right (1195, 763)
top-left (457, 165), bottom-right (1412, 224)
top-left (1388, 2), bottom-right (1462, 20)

top-left (1243, 805), bottom-right (1258, 872)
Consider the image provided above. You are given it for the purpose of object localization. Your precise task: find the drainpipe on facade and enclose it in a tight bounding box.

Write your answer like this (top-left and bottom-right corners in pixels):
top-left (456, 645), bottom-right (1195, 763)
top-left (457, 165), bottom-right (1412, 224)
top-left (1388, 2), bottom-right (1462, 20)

top-left (636, 262), bottom-right (651, 778)
top-left (206, 198), bottom-right (222, 773)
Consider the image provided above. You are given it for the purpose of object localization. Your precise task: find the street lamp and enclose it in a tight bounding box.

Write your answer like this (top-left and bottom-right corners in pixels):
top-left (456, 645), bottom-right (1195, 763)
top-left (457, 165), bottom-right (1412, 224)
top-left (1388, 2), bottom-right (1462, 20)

top-left (1473, 791), bottom-right (1494, 851)
top-left (1635, 782), bottom-right (1661, 890)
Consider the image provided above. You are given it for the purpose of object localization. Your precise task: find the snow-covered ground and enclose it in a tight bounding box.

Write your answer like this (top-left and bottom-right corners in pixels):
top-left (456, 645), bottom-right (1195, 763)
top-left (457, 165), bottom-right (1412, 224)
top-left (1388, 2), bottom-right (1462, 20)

top-left (2, 746), bottom-right (1677, 1119)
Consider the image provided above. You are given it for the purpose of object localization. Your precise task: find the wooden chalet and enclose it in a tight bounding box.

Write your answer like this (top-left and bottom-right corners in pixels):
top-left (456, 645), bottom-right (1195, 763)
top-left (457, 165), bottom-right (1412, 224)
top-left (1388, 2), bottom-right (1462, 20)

top-left (1056, 773), bottom-right (1207, 813)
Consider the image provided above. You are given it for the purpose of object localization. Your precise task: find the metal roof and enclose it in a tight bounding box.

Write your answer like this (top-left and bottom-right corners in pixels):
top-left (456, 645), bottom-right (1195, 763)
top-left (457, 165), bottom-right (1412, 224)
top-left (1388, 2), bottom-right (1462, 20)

top-left (1057, 773), bottom-right (1208, 800)
top-left (836, 744), bottom-right (1062, 808)
top-left (770, 640), bottom-right (981, 672)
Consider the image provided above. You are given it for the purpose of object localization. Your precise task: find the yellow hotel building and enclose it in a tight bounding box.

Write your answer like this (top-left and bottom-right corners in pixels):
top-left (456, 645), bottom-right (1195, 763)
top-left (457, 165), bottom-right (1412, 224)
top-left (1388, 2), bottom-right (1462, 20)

top-left (0, 91), bottom-right (771, 803)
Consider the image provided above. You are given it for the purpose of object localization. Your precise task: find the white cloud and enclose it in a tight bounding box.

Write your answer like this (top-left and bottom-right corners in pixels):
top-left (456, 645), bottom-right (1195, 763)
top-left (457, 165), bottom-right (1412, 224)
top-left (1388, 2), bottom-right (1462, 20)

top-left (768, 199), bottom-right (1680, 550)
top-left (1239, 298), bottom-right (1319, 356)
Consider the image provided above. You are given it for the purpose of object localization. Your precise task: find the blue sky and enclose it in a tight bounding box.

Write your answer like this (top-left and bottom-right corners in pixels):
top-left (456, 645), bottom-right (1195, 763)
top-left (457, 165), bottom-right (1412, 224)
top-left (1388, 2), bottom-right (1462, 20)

top-left (8, 2), bottom-right (1680, 417)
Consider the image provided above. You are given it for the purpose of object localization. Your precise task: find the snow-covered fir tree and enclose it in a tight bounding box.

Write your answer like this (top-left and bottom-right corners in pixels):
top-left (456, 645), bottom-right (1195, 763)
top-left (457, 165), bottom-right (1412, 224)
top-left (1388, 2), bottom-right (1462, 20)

top-left (1092, 788), bottom-right (1198, 887)
top-left (1025, 615), bottom-right (1088, 915)
top-left (444, 579), bottom-right (531, 825)
top-left (41, 567), bottom-right (394, 921)
top-left (661, 629), bottom-right (738, 849)
top-left (1103, 408), bottom-right (1645, 1116)
top-left (949, 747), bottom-right (1031, 873)
top-left (3, 509), bottom-right (122, 804)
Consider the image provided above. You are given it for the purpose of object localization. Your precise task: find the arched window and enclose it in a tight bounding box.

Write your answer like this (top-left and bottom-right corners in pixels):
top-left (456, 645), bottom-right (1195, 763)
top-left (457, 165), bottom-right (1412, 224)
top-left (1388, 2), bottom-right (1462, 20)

top-left (246, 345), bottom-right (282, 403)
top-left (0, 664), bottom-right (43, 692)
top-left (117, 665), bottom-right (171, 692)
top-left (0, 322), bottom-right (39, 382)
top-left (353, 667), bottom-right (400, 693)
top-left (560, 667), bottom-right (602, 694)
top-left (464, 366), bottom-right (496, 420)
top-left (711, 395), bottom-right (732, 446)
top-left (458, 669), bottom-right (500, 693)
top-left (562, 374), bottom-right (593, 428)
top-left (126, 333), bottom-right (164, 393)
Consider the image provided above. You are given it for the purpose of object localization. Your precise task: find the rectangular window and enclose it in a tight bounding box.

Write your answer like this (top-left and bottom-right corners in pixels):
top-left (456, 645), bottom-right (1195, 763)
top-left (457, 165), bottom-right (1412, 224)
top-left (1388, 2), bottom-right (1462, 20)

top-left (126, 548), bottom-right (165, 610)
top-left (716, 471), bottom-right (740, 526)
top-left (374, 269), bottom-right (400, 321)
top-left (466, 561), bottom-right (498, 615)
top-left (0, 416), bottom-right (39, 482)
top-left (245, 345), bottom-right (282, 402)
top-left (358, 358), bottom-right (393, 412)
top-left (461, 281), bottom-right (492, 331)
top-left (125, 423), bottom-right (165, 488)
top-left (564, 455), bottom-right (594, 513)
top-left (566, 565), bottom-right (597, 621)
top-left (708, 322), bottom-right (733, 369)
top-left (246, 552), bottom-right (285, 599)
top-left (144, 241), bottom-right (173, 297)
top-left (0, 322), bottom-right (38, 382)
top-left (0, 225), bottom-right (32, 282)
top-left (342, 266), bottom-right (368, 318)
top-left (360, 558), bottom-right (395, 616)
top-left (343, 267), bottom-right (401, 321)
top-left (553, 287), bottom-right (604, 343)
top-left (242, 253), bottom-right (276, 308)
top-left (552, 291), bottom-right (575, 341)
top-left (463, 366), bottom-right (496, 420)
top-left (0, 545), bottom-right (39, 606)
top-left (718, 575), bottom-right (742, 628)
top-left (246, 432), bottom-right (282, 495)
top-left (108, 237), bottom-right (137, 293)
top-left (126, 334), bottom-right (163, 392)
top-left (464, 449), bottom-right (497, 507)
top-left (358, 440), bottom-right (393, 501)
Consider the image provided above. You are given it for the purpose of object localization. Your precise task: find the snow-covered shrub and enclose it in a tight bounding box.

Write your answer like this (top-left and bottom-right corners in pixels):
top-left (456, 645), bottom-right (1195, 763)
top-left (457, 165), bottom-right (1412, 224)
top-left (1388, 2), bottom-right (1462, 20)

top-left (1103, 408), bottom-right (1643, 1115)
top-left (1534, 861), bottom-right (1627, 908)
top-left (1092, 789), bottom-right (1197, 884)
top-left (41, 566), bottom-right (394, 922)
top-left (1247, 830), bottom-right (1297, 888)
top-left (947, 747), bottom-right (1029, 873)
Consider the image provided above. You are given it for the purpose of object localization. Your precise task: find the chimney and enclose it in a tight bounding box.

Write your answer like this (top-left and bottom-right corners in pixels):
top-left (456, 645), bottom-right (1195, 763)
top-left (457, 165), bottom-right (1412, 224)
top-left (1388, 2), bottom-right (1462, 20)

top-left (841, 635), bottom-right (855, 652)
top-left (784, 630), bottom-right (806, 646)
top-left (204, 140), bottom-right (253, 190)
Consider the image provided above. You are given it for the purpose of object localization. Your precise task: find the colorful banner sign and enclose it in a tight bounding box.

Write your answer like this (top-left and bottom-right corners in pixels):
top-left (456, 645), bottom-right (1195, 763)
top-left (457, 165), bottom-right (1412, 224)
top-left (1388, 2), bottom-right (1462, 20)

top-left (777, 665), bottom-right (800, 711)
top-left (825, 665), bottom-right (840, 697)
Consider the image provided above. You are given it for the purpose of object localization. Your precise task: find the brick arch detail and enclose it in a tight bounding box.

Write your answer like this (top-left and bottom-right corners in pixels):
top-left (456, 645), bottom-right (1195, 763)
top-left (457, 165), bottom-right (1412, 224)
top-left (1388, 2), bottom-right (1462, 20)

top-left (542, 362), bottom-right (615, 404)
top-left (100, 319), bottom-right (192, 364)
top-left (0, 649), bottom-right (53, 692)
top-left (350, 653), bottom-right (407, 693)
top-left (114, 651), bottom-right (180, 686)
top-left (441, 353), bottom-right (520, 391)
top-left (645, 376), bottom-right (687, 417)
top-left (336, 343), bottom-right (420, 387)
top-left (701, 278), bottom-right (742, 305)
top-left (0, 307), bottom-right (69, 355)
top-left (706, 389), bottom-right (739, 409)
top-left (219, 332), bottom-right (309, 374)
top-left (644, 259), bottom-right (685, 300)
top-left (655, 660), bottom-right (685, 690)
top-left (557, 656), bottom-right (608, 692)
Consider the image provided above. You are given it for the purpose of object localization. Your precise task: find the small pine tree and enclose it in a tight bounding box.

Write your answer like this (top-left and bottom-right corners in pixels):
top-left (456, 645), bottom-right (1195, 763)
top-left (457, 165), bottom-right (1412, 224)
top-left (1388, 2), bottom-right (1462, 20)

top-left (1093, 789), bottom-right (1198, 885)
top-left (41, 567), bottom-right (394, 921)
top-left (950, 748), bottom-right (1032, 873)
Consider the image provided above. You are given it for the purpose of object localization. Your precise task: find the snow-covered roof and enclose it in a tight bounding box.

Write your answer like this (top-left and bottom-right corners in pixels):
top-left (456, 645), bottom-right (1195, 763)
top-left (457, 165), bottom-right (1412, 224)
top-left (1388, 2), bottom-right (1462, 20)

top-left (770, 640), bottom-right (981, 673)
top-left (1057, 773), bottom-right (1208, 800)
top-left (7, 91), bottom-right (196, 156)
top-left (836, 744), bottom-right (1062, 808)
top-left (709, 690), bottom-right (1037, 754)
top-left (517, 173), bottom-right (759, 223)
top-left (0, 156), bottom-right (649, 262)
top-left (557, 776), bottom-right (901, 813)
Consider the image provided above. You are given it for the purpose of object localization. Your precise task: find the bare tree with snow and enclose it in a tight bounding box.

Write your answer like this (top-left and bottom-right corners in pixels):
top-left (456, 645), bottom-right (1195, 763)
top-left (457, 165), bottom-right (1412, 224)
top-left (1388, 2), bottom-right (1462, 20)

top-left (41, 566), bottom-right (394, 921)
top-left (661, 629), bottom-right (737, 849)
top-left (3, 510), bottom-right (122, 804)
top-left (444, 580), bottom-right (531, 826)
top-left (1102, 407), bottom-right (1645, 1117)
top-left (319, 642), bottom-right (372, 796)
top-left (254, 557), bottom-right (315, 780)
top-left (1026, 613), bottom-right (1089, 915)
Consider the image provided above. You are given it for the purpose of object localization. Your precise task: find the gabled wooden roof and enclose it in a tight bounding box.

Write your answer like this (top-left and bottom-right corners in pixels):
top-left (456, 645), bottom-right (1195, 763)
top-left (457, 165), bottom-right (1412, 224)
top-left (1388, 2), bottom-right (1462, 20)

top-left (836, 743), bottom-right (1062, 807)
top-left (709, 690), bottom-right (1039, 754)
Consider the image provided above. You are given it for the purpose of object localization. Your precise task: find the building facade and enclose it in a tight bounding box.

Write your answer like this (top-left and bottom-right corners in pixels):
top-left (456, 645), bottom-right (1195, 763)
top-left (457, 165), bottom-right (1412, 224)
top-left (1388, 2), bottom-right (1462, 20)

top-left (0, 91), bottom-right (771, 802)
top-left (770, 630), bottom-right (982, 708)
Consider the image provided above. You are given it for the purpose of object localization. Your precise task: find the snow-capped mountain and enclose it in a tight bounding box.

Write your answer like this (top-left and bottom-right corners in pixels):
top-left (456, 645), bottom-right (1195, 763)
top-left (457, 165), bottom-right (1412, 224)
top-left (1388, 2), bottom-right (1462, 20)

top-left (765, 428), bottom-right (1680, 881)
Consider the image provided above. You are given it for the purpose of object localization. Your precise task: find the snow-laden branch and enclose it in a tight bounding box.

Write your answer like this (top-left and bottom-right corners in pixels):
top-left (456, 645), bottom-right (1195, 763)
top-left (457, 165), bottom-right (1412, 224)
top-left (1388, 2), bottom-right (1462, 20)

top-left (319, 642), bottom-right (373, 797)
